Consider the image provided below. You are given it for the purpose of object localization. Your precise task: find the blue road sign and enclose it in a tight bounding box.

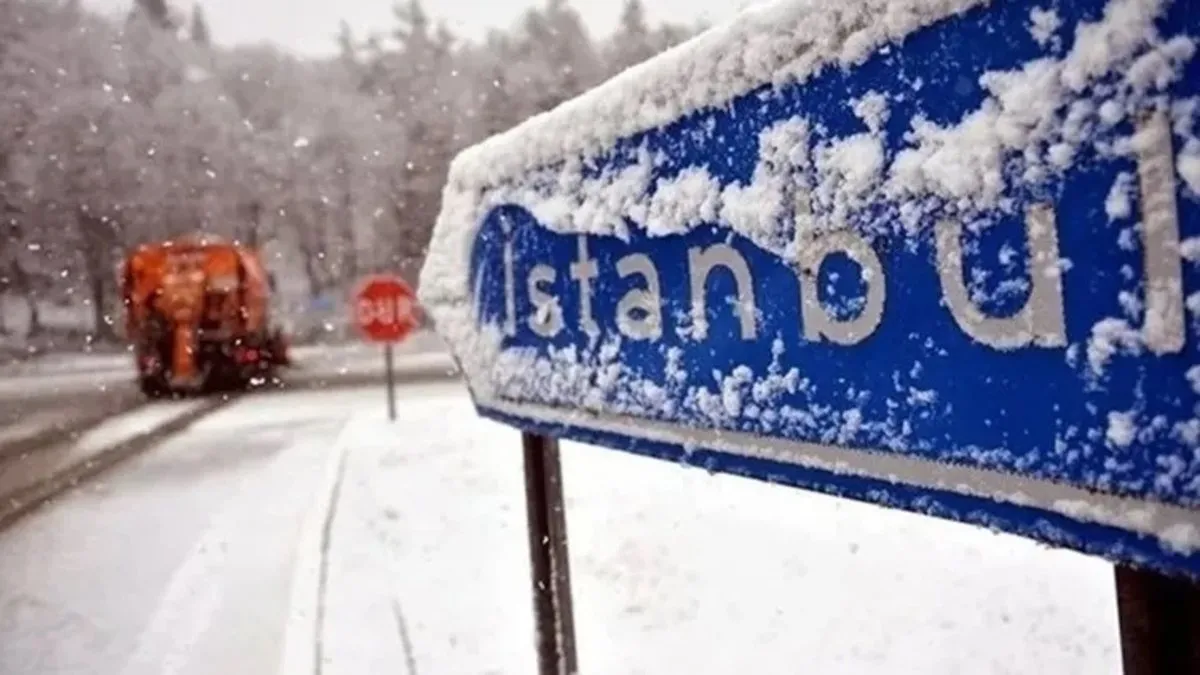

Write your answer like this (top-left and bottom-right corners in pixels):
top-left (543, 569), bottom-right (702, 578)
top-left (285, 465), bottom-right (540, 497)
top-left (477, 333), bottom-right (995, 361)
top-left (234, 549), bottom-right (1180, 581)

top-left (421, 0), bottom-right (1200, 577)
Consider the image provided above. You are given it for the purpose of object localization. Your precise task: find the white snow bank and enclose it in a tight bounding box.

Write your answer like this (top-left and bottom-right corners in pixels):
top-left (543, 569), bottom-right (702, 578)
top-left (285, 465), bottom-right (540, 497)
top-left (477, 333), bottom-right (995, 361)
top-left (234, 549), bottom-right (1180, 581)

top-left (319, 385), bottom-right (537, 675)
top-left (317, 384), bottom-right (1121, 675)
top-left (0, 399), bottom-right (208, 499)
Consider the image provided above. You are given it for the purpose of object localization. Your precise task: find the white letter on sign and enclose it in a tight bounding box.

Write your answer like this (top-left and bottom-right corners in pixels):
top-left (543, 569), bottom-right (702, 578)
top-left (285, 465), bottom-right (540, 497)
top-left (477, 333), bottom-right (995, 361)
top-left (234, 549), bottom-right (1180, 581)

top-left (935, 204), bottom-right (1066, 350)
top-left (503, 224), bottom-right (517, 337)
top-left (1134, 109), bottom-right (1185, 355)
top-left (688, 244), bottom-right (758, 341)
top-left (795, 227), bottom-right (886, 346)
top-left (527, 264), bottom-right (563, 338)
top-left (569, 236), bottom-right (600, 337)
top-left (616, 253), bottom-right (663, 341)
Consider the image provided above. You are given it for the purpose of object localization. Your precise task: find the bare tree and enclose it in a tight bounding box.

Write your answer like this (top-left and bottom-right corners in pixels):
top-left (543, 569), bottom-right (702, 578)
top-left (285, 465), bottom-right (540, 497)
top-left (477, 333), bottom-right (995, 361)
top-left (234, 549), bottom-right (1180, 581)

top-left (0, 0), bottom-right (692, 348)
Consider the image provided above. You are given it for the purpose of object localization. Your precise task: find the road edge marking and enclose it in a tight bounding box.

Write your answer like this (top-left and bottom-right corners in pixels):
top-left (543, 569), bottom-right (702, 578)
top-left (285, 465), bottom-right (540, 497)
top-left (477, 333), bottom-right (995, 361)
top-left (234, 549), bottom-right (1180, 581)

top-left (277, 413), bottom-right (358, 675)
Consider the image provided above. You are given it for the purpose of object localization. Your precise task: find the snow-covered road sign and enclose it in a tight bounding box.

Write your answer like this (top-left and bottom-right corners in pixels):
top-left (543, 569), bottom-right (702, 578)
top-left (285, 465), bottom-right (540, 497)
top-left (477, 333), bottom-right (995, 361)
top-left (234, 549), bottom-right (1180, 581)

top-left (421, 0), bottom-right (1200, 578)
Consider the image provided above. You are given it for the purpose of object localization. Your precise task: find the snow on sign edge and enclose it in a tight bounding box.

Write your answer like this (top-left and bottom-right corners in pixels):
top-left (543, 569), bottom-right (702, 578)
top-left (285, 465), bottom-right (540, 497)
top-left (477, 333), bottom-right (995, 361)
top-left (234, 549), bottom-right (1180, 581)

top-left (447, 0), bottom-right (986, 192)
top-left (418, 0), bottom-right (988, 374)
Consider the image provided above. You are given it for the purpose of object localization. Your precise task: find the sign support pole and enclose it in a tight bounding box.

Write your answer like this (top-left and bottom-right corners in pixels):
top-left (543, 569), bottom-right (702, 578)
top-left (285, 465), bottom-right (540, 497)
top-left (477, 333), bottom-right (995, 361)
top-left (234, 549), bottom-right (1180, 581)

top-left (1114, 565), bottom-right (1200, 675)
top-left (521, 431), bottom-right (578, 675)
top-left (384, 343), bottom-right (396, 421)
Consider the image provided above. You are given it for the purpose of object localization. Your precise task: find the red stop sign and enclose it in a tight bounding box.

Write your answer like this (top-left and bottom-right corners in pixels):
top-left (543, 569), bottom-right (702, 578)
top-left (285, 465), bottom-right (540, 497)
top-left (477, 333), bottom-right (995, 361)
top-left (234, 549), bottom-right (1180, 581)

top-left (354, 274), bottom-right (417, 343)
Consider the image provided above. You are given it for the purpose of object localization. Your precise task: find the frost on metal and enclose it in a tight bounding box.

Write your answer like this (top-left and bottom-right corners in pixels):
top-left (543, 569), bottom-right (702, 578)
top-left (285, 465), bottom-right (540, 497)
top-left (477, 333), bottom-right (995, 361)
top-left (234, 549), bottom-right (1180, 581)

top-left (420, 0), bottom-right (1200, 564)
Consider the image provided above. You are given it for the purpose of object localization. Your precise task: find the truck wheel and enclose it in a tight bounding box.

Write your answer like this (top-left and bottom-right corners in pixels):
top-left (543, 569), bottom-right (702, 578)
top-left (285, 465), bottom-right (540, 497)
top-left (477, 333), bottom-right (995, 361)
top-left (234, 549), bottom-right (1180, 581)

top-left (139, 375), bottom-right (170, 399)
top-left (268, 330), bottom-right (290, 366)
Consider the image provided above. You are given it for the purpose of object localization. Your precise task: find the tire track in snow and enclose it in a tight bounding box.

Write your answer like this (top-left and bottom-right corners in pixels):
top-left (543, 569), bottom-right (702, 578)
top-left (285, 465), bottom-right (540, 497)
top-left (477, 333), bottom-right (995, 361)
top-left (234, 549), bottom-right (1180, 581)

top-left (314, 432), bottom-right (351, 675)
top-left (390, 596), bottom-right (420, 675)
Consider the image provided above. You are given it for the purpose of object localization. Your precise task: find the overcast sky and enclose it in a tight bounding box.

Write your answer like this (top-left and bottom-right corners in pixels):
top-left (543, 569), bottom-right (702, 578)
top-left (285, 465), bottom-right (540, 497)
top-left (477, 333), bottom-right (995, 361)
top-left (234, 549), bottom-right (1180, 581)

top-left (85, 0), bottom-right (758, 58)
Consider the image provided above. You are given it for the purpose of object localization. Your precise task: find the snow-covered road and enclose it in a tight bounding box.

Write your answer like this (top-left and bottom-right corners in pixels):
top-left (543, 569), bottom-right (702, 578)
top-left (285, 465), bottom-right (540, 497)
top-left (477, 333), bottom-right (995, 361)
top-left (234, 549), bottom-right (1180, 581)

top-left (0, 380), bottom-right (1124, 675)
top-left (0, 387), bottom-right (376, 675)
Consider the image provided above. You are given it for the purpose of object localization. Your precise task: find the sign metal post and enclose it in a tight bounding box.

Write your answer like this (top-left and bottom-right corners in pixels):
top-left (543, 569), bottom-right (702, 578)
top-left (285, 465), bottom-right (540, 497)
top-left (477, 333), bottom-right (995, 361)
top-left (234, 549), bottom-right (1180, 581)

top-left (384, 342), bottom-right (396, 421)
top-left (521, 431), bottom-right (578, 675)
top-left (1115, 565), bottom-right (1200, 675)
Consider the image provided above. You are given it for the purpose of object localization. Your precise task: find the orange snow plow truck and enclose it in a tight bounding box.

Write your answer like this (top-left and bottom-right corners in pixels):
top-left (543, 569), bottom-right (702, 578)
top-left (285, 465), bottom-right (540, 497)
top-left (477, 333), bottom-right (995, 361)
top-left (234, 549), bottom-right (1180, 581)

top-left (120, 234), bottom-right (290, 397)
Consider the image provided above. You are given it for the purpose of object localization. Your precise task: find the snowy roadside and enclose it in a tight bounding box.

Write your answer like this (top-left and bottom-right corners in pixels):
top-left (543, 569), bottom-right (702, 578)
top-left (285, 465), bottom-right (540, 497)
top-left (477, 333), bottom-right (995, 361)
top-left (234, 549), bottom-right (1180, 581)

top-left (0, 387), bottom-right (147, 464)
top-left (0, 329), bottom-right (445, 380)
top-left (0, 398), bottom-right (222, 529)
top-left (0, 349), bottom-right (134, 377)
top-left (306, 382), bottom-right (1121, 675)
top-left (0, 333), bottom-right (454, 400)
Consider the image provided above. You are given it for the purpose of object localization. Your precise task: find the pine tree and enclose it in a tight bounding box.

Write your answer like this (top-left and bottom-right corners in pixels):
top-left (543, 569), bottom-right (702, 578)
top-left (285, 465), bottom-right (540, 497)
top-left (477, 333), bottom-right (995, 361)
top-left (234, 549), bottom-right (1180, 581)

top-left (392, 0), bottom-right (429, 46)
top-left (512, 0), bottom-right (601, 112)
top-left (190, 4), bottom-right (211, 46)
top-left (134, 0), bottom-right (174, 31)
top-left (607, 0), bottom-right (656, 75)
top-left (336, 20), bottom-right (356, 64)
top-left (620, 0), bottom-right (649, 37)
